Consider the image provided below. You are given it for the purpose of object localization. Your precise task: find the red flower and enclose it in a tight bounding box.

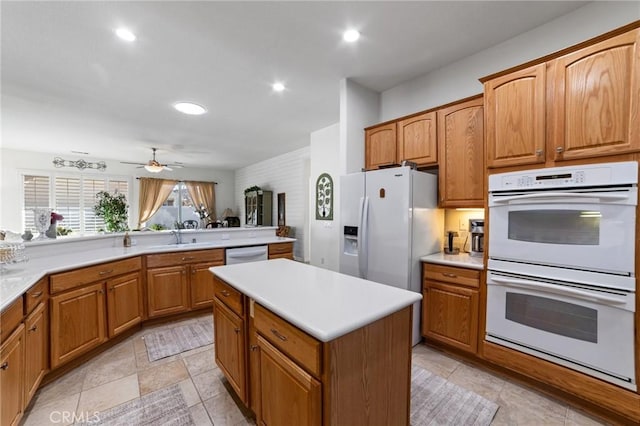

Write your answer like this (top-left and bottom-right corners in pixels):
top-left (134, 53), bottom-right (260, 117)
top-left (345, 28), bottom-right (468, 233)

top-left (51, 212), bottom-right (64, 222)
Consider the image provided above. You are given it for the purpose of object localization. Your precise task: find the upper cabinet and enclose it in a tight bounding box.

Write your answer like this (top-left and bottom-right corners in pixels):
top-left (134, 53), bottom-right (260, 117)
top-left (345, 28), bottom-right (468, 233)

top-left (484, 26), bottom-right (640, 169)
top-left (245, 190), bottom-right (273, 227)
top-left (484, 63), bottom-right (546, 169)
top-left (437, 97), bottom-right (484, 207)
top-left (365, 123), bottom-right (397, 170)
top-left (548, 28), bottom-right (640, 161)
top-left (397, 111), bottom-right (437, 167)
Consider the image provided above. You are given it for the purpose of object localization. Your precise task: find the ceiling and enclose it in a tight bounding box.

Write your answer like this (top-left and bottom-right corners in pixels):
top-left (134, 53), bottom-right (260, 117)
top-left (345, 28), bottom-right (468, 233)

top-left (1, 1), bottom-right (588, 171)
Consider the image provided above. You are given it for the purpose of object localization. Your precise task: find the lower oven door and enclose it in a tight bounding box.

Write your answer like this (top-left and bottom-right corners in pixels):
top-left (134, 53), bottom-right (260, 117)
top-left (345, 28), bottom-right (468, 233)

top-left (486, 271), bottom-right (636, 390)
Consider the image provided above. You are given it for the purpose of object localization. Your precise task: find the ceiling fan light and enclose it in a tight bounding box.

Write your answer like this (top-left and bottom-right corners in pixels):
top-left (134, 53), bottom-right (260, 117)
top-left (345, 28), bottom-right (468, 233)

top-left (173, 102), bottom-right (206, 115)
top-left (144, 164), bottom-right (164, 173)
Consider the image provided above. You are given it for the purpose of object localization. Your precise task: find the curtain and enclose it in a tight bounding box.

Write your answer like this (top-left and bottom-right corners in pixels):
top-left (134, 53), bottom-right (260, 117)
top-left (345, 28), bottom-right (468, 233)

top-left (138, 178), bottom-right (177, 227)
top-left (185, 180), bottom-right (216, 221)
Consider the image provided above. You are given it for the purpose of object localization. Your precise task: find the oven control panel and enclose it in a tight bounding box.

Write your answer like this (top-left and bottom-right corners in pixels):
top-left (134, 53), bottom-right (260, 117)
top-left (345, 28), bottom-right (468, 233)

top-left (489, 161), bottom-right (638, 191)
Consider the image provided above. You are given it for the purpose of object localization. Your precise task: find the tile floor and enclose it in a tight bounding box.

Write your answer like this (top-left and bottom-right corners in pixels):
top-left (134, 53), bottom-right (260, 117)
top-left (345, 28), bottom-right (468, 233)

top-left (23, 314), bottom-right (608, 425)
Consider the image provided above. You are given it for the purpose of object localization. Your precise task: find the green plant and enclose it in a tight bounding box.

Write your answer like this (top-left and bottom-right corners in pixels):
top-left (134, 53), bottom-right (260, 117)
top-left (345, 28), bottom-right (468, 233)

top-left (56, 226), bottom-right (73, 236)
top-left (149, 223), bottom-right (166, 231)
top-left (94, 190), bottom-right (129, 232)
top-left (244, 185), bottom-right (262, 195)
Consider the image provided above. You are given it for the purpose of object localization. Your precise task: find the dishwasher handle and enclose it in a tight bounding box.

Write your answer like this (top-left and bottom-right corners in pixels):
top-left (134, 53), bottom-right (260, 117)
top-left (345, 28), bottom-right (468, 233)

top-left (227, 248), bottom-right (268, 258)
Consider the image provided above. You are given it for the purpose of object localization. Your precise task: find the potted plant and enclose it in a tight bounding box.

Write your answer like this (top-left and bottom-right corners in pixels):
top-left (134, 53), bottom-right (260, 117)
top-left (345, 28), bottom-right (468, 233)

top-left (94, 190), bottom-right (129, 232)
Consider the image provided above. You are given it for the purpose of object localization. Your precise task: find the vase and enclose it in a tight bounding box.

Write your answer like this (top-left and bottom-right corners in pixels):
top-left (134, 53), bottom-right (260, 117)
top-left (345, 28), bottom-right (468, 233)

top-left (33, 208), bottom-right (52, 240)
top-left (46, 222), bottom-right (57, 239)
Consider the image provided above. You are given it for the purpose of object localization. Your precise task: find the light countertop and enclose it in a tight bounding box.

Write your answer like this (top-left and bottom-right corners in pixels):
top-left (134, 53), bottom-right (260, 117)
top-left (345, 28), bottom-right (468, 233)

top-left (0, 237), bottom-right (295, 312)
top-left (210, 259), bottom-right (422, 342)
top-left (420, 252), bottom-right (484, 270)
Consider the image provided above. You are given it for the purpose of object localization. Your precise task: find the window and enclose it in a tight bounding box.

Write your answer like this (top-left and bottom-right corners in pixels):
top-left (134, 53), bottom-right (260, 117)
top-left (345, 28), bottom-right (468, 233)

top-left (146, 182), bottom-right (198, 229)
top-left (22, 172), bottom-right (131, 234)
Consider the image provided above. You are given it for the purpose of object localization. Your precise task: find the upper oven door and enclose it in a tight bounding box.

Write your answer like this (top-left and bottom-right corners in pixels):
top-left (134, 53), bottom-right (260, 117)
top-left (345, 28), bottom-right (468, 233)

top-left (489, 187), bottom-right (637, 274)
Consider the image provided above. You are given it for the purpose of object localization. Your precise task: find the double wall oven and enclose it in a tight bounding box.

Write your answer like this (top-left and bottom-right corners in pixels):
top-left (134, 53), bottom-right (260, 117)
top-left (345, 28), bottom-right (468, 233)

top-left (486, 161), bottom-right (638, 391)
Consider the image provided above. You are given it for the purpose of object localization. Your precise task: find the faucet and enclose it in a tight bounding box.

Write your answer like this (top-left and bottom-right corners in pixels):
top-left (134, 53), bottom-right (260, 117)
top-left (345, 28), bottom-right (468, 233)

top-left (170, 229), bottom-right (183, 244)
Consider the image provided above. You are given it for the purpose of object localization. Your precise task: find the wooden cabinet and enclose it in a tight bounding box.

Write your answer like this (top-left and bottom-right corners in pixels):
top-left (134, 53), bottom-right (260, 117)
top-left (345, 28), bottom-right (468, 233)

top-left (24, 302), bottom-right (47, 405)
top-left (484, 27), bottom-right (640, 169)
top-left (255, 335), bottom-right (321, 426)
top-left (50, 282), bottom-right (106, 368)
top-left (548, 28), bottom-right (640, 161)
top-left (106, 272), bottom-right (143, 337)
top-left (1, 324), bottom-right (24, 426)
top-left (147, 249), bottom-right (224, 317)
top-left (245, 190), bottom-right (273, 226)
top-left (437, 96), bottom-right (484, 207)
top-left (484, 63), bottom-right (546, 169)
top-left (422, 263), bottom-right (480, 354)
top-left (268, 242), bottom-right (294, 260)
top-left (365, 122), bottom-right (397, 170)
top-left (397, 111), bottom-right (438, 167)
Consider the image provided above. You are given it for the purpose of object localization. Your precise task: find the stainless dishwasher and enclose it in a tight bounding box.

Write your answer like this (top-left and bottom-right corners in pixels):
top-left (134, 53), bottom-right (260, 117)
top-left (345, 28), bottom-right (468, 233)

top-left (225, 245), bottom-right (268, 264)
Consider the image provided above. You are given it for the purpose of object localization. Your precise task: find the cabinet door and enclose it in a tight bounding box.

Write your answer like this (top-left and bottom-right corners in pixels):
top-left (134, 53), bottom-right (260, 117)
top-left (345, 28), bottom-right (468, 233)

top-left (50, 282), bottom-right (106, 368)
top-left (549, 28), bottom-right (640, 161)
top-left (422, 281), bottom-right (478, 354)
top-left (365, 123), bottom-right (397, 170)
top-left (485, 63), bottom-right (546, 168)
top-left (24, 302), bottom-right (48, 406)
top-left (437, 97), bottom-right (484, 207)
top-left (147, 266), bottom-right (189, 318)
top-left (191, 262), bottom-right (222, 309)
top-left (1, 324), bottom-right (24, 426)
top-left (397, 111), bottom-right (437, 167)
top-left (213, 298), bottom-right (247, 403)
top-left (106, 272), bottom-right (143, 337)
top-left (256, 335), bottom-right (321, 426)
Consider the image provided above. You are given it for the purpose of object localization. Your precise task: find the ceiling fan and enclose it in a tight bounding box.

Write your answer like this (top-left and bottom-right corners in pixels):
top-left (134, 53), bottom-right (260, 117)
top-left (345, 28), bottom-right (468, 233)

top-left (121, 148), bottom-right (184, 173)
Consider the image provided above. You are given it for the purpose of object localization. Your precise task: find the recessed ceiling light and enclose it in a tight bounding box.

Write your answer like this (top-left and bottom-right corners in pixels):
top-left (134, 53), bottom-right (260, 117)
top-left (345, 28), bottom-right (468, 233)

top-left (173, 102), bottom-right (207, 115)
top-left (272, 82), bottom-right (285, 92)
top-left (343, 29), bottom-right (360, 43)
top-left (115, 28), bottom-right (136, 42)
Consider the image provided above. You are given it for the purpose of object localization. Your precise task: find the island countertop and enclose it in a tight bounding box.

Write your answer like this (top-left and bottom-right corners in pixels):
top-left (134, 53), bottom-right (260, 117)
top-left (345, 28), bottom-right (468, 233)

top-left (210, 258), bottom-right (422, 342)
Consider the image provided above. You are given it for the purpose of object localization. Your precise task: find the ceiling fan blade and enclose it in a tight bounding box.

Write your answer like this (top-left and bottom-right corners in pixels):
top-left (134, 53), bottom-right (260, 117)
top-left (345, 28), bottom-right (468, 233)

top-left (120, 161), bottom-right (146, 165)
top-left (165, 163), bottom-right (184, 168)
top-left (163, 166), bottom-right (173, 171)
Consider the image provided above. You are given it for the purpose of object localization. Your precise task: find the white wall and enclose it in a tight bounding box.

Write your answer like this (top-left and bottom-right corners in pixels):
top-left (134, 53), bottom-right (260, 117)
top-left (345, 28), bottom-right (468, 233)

top-left (234, 147), bottom-right (310, 261)
top-left (339, 79), bottom-right (380, 174)
top-left (0, 148), bottom-right (235, 232)
top-left (309, 123), bottom-right (340, 271)
top-left (380, 1), bottom-right (640, 121)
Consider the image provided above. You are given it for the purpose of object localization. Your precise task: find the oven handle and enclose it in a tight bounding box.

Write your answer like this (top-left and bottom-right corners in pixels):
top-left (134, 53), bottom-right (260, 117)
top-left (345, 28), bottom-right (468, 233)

top-left (491, 192), bottom-right (630, 204)
top-left (489, 276), bottom-right (628, 305)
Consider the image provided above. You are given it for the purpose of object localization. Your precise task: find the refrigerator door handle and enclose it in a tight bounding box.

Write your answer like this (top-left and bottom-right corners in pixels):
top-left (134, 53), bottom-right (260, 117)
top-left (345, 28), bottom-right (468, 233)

top-left (358, 196), bottom-right (370, 279)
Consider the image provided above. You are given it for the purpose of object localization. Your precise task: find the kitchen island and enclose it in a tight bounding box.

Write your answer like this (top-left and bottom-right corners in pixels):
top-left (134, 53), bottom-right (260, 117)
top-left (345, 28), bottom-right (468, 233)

top-left (210, 258), bottom-right (421, 426)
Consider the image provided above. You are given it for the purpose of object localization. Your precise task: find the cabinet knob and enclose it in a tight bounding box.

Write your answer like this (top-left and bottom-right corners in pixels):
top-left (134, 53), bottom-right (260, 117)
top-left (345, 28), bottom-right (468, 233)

top-left (29, 325), bottom-right (38, 332)
top-left (234, 327), bottom-right (240, 334)
top-left (192, 270), bottom-right (196, 275)
top-left (555, 146), bottom-right (564, 153)
top-left (109, 287), bottom-right (115, 292)
top-left (250, 345), bottom-right (259, 351)
top-left (221, 290), bottom-right (230, 297)
top-left (0, 362), bottom-right (8, 370)
top-left (99, 269), bottom-right (114, 276)
top-left (443, 273), bottom-right (457, 278)
top-left (270, 328), bottom-right (288, 341)
top-left (98, 289), bottom-right (104, 294)
top-left (535, 149), bottom-right (543, 156)
top-left (182, 256), bottom-right (195, 261)
top-left (31, 291), bottom-right (43, 298)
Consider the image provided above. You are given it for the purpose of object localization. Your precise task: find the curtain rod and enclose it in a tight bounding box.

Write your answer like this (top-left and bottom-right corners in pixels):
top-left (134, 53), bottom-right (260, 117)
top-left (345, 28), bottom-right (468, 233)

top-left (135, 177), bottom-right (217, 184)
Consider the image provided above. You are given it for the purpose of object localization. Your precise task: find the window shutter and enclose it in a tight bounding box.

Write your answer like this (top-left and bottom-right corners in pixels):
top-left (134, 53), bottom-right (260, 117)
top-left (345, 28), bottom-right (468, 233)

top-left (83, 179), bottom-right (106, 233)
top-left (23, 175), bottom-right (51, 231)
top-left (54, 177), bottom-right (82, 232)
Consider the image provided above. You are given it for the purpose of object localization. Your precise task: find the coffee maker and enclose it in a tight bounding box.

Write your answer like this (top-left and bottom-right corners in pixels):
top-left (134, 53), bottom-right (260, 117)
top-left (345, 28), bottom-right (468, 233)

top-left (469, 219), bottom-right (484, 257)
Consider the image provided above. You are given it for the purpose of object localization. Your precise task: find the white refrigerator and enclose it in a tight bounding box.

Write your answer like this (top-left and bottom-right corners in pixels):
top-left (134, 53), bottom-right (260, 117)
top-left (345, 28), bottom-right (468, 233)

top-left (339, 166), bottom-right (443, 345)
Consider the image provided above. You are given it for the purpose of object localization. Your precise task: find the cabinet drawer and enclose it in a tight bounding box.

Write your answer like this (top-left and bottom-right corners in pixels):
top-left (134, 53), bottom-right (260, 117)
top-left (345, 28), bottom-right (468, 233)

top-left (50, 257), bottom-right (142, 293)
top-left (0, 297), bottom-right (23, 342)
top-left (253, 303), bottom-right (321, 377)
top-left (423, 263), bottom-right (480, 288)
top-left (268, 243), bottom-right (293, 255)
top-left (213, 277), bottom-right (243, 316)
top-left (25, 277), bottom-right (48, 314)
top-left (146, 249), bottom-right (224, 268)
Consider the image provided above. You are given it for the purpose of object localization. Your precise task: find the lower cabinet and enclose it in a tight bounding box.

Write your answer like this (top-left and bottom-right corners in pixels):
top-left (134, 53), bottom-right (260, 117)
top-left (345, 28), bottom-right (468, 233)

top-left (213, 297), bottom-right (247, 402)
top-left (191, 262), bottom-right (220, 309)
top-left (422, 263), bottom-right (480, 354)
top-left (147, 266), bottom-right (190, 318)
top-left (255, 335), bottom-right (321, 426)
top-left (106, 272), bottom-right (143, 337)
top-left (50, 282), bottom-right (107, 368)
top-left (24, 302), bottom-right (48, 405)
top-left (1, 324), bottom-right (25, 426)
top-left (268, 242), bottom-right (294, 260)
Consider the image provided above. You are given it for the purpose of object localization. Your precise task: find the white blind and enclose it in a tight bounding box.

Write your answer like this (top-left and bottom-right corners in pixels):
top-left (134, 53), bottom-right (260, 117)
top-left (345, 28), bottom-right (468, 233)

top-left (21, 173), bottom-right (130, 234)
top-left (23, 175), bottom-right (51, 231)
